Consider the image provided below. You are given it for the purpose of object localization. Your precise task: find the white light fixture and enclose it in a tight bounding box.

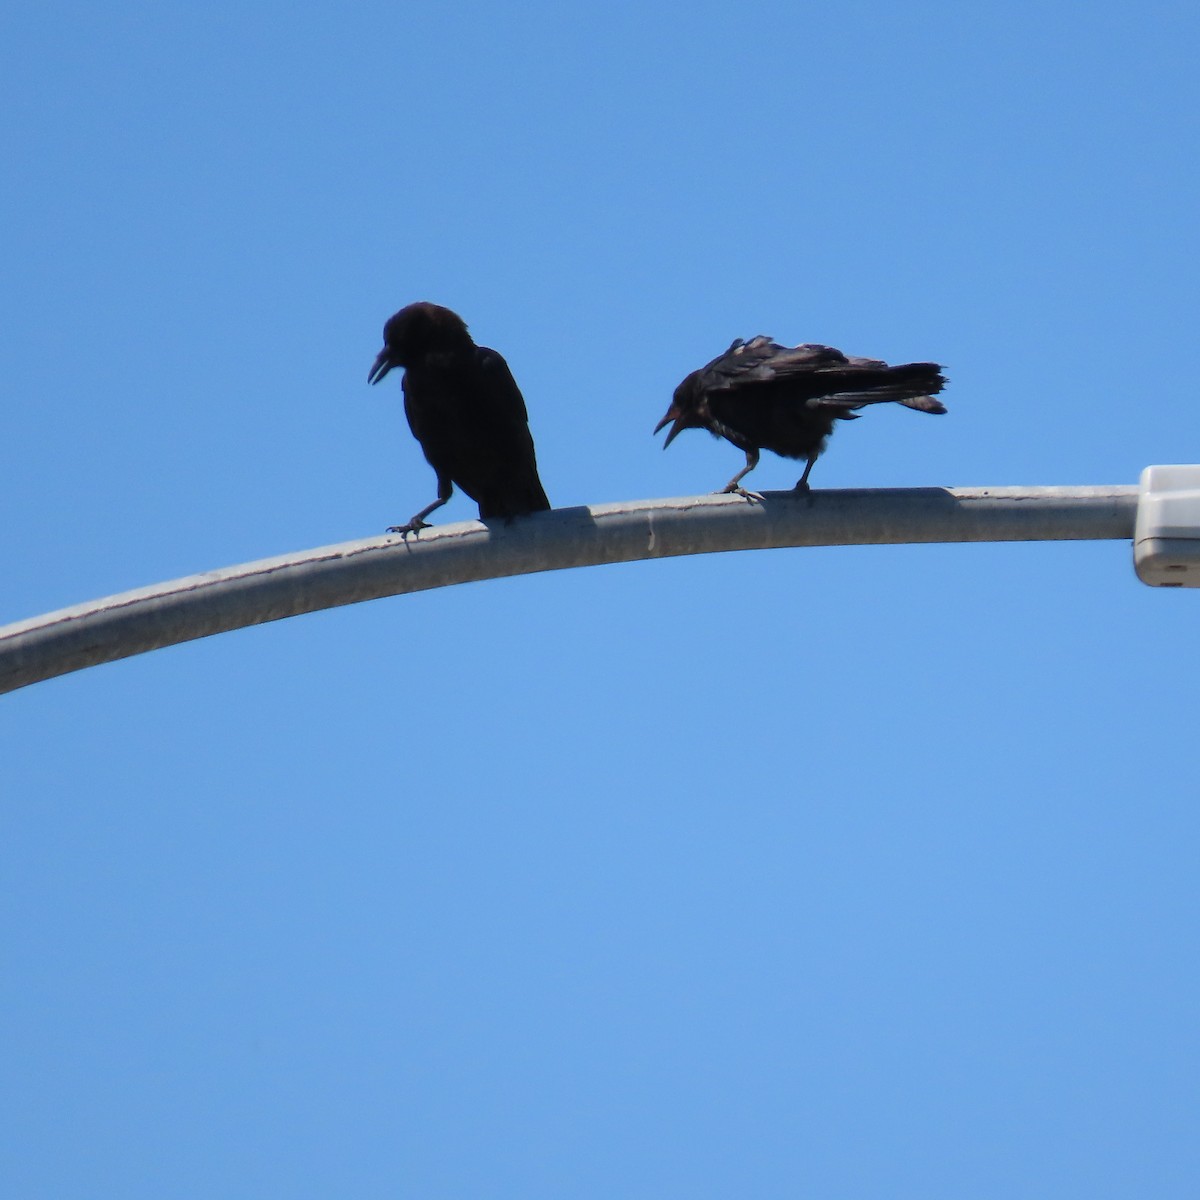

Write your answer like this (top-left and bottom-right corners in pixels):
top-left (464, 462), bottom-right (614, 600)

top-left (1135, 465), bottom-right (1200, 587)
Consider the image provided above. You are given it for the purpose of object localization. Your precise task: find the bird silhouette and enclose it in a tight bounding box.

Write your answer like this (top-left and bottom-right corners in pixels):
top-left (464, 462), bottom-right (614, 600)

top-left (369, 302), bottom-right (550, 533)
top-left (656, 336), bottom-right (947, 495)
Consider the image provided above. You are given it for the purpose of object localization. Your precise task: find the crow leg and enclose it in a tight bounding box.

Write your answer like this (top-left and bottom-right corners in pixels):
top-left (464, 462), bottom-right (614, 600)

top-left (718, 449), bottom-right (761, 498)
top-left (387, 477), bottom-right (453, 535)
top-left (794, 453), bottom-right (819, 493)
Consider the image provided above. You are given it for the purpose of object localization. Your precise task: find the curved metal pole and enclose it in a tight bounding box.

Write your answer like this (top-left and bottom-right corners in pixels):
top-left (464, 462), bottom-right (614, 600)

top-left (0, 486), bottom-right (1137, 695)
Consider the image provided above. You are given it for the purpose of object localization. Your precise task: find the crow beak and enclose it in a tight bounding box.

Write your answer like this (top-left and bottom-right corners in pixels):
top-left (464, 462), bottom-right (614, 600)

top-left (654, 410), bottom-right (684, 448)
top-left (368, 348), bottom-right (393, 385)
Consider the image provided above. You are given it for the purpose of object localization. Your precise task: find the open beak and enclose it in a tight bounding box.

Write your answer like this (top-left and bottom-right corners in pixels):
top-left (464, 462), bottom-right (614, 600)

top-left (368, 348), bottom-right (394, 385)
top-left (654, 409), bottom-right (684, 448)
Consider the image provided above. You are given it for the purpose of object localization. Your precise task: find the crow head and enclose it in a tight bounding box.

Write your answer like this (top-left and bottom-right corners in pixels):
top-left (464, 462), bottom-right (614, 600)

top-left (368, 302), bottom-right (473, 384)
top-left (654, 374), bottom-right (707, 448)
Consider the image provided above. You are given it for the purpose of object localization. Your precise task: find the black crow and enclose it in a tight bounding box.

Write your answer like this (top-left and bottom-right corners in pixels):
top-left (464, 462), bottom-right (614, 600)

top-left (369, 302), bottom-right (551, 533)
top-left (656, 336), bottom-right (947, 494)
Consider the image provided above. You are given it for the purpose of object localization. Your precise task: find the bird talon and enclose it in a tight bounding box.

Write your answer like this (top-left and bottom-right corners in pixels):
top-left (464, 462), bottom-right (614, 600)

top-left (386, 518), bottom-right (429, 536)
top-left (715, 485), bottom-right (762, 502)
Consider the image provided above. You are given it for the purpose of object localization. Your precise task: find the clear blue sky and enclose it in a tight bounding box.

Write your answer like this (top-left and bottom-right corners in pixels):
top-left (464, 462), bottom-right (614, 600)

top-left (3, 2), bottom-right (1199, 1196)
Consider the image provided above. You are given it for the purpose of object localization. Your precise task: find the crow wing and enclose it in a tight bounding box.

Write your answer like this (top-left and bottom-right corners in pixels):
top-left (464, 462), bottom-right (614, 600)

top-left (460, 347), bottom-right (549, 518)
top-left (700, 338), bottom-right (945, 414)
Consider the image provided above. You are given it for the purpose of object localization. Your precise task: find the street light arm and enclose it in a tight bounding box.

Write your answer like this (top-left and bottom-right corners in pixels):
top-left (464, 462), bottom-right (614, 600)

top-left (0, 486), bottom-right (1138, 695)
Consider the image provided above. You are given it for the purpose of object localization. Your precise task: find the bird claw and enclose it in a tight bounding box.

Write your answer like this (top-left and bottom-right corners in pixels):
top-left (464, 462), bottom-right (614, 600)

top-left (716, 485), bottom-right (763, 502)
top-left (386, 517), bottom-right (430, 537)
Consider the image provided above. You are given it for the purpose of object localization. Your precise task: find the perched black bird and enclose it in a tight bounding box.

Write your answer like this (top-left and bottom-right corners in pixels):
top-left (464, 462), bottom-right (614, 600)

top-left (656, 336), bottom-right (947, 494)
top-left (368, 302), bottom-right (551, 533)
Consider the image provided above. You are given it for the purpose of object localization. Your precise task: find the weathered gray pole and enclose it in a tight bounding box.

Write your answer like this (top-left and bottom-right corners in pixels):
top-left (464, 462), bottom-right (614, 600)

top-left (0, 486), bottom-right (1137, 695)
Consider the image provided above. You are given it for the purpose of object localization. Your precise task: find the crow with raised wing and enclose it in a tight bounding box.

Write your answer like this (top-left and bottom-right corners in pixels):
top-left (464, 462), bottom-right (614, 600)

top-left (368, 302), bottom-right (551, 533)
top-left (655, 336), bottom-right (947, 494)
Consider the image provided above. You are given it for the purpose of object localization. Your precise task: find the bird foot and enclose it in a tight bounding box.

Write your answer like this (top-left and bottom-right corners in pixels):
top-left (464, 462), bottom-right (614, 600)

top-left (386, 517), bottom-right (430, 536)
top-left (716, 485), bottom-right (763, 502)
